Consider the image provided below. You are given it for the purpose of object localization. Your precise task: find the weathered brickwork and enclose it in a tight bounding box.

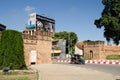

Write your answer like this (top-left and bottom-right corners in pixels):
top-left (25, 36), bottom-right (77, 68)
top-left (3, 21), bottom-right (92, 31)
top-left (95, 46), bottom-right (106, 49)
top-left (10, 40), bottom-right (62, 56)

top-left (83, 41), bottom-right (120, 60)
top-left (23, 30), bottom-right (53, 65)
top-left (103, 46), bottom-right (120, 58)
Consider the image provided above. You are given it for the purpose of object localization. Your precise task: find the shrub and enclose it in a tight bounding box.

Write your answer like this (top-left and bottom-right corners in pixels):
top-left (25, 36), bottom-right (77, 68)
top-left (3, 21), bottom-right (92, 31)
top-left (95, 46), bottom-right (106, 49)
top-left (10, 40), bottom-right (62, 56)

top-left (106, 55), bottom-right (120, 60)
top-left (0, 30), bottom-right (26, 69)
top-left (0, 31), bottom-right (1, 40)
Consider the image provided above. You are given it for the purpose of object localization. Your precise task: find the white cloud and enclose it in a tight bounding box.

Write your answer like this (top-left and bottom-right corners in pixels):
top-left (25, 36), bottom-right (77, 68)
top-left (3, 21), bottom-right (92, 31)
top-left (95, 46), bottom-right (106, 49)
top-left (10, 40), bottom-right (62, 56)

top-left (24, 6), bottom-right (35, 12)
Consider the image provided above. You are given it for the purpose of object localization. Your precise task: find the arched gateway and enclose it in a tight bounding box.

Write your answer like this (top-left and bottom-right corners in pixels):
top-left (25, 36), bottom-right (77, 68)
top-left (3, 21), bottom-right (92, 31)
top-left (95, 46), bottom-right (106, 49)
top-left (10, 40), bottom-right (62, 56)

top-left (22, 13), bottom-right (55, 65)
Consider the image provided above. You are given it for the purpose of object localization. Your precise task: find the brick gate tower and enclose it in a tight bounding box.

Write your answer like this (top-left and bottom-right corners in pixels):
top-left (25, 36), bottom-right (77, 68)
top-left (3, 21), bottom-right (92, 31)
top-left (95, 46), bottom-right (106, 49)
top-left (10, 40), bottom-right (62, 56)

top-left (22, 13), bottom-right (55, 65)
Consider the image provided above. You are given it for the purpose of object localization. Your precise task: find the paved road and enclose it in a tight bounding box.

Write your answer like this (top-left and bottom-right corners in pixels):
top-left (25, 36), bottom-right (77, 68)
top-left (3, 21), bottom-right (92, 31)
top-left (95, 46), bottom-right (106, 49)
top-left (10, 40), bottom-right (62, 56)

top-left (67, 64), bottom-right (120, 76)
top-left (30, 64), bottom-right (118, 80)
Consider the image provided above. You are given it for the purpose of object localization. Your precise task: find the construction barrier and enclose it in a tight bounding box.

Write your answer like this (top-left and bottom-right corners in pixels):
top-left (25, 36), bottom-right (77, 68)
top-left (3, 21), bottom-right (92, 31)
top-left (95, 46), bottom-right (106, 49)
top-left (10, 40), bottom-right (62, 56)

top-left (54, 60), bottom-right (120, 64)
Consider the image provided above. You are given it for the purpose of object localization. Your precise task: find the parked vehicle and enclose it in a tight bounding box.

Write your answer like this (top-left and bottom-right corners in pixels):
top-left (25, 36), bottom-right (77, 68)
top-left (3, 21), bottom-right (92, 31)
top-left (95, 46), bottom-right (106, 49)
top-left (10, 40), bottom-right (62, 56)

top-left (70, 54), bottom-right (85, 64)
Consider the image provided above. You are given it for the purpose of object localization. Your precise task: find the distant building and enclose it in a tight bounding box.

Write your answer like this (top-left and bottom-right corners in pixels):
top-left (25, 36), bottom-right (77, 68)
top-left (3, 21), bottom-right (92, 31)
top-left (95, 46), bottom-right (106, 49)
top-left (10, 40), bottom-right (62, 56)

top-left (0, 24), bottom-right (6, 31)
top-left (52, 39), bottom-right (66, 59)
top-left (75, 42), bottom-right (84, 55)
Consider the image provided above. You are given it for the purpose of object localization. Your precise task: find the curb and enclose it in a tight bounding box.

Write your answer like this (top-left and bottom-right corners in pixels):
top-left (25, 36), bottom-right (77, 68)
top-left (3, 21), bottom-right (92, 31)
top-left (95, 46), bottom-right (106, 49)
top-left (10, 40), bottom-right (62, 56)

top-left (55, 60), bottom-right (120, 64)
top-left (85, 60), bottom-right (120, 64)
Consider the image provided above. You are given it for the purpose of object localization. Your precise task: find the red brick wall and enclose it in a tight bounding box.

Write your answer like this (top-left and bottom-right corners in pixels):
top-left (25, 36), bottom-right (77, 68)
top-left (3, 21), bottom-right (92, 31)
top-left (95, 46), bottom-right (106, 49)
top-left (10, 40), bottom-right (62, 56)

top-left (23, 30), bottom-right (53, 66)
top-left (83, 41), bottom-right (120, 60)
top-left (104, 46), bottom-right (120, 57)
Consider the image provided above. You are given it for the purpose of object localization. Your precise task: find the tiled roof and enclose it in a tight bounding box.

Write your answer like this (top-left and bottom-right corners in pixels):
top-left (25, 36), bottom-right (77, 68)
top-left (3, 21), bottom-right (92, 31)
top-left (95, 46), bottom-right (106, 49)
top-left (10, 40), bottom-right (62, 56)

top-left (76, 42), bottom-right (84, 49)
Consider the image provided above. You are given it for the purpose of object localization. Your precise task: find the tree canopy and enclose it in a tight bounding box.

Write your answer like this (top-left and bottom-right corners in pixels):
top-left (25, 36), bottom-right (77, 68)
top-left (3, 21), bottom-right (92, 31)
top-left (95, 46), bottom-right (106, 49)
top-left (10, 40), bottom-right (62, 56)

top-left (0, 31), bottom-right (1, 40)
top-left (54, 31), bottom-right (78, 54)
top-left (0, 30), bottom-right (26, 69)
top-left (94, 0), bottom-right (120, 45)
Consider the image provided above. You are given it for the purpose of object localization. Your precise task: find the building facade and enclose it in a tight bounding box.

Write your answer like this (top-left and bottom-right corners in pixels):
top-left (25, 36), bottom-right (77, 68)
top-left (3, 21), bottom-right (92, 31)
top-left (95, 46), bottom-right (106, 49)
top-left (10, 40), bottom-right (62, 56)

top-left (22, 13), bottom-right (55, 65)
top-left (52, 39), bottom-right (66, 59)
top-left (75, 42), bottom-right (84, 55)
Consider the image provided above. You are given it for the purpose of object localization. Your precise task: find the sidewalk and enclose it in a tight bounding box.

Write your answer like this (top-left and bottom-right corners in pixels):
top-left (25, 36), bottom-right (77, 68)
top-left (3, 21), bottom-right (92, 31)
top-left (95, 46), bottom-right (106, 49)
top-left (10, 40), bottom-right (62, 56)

top-left (30, 64), bottom-right (117, 80)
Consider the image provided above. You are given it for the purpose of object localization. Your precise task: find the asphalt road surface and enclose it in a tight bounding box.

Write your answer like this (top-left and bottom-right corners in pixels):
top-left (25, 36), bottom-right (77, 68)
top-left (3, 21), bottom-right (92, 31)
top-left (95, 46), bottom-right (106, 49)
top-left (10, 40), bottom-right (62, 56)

top-left (30, 64), bottom-right (117, 80)
top-left (66, 63), bottom-right (120, 76)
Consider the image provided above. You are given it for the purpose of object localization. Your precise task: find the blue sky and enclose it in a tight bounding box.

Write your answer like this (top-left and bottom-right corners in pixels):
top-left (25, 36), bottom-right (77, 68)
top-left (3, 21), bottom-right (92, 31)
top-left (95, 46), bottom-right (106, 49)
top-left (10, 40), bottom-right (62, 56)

top-left (0, 0), bottom-right (106, 42)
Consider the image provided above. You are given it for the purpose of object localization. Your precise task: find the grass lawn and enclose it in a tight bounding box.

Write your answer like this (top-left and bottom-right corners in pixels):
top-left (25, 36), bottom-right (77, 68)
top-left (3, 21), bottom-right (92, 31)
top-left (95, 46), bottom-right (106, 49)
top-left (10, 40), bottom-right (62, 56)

top-left (0, 70), bottom-right (38, 80)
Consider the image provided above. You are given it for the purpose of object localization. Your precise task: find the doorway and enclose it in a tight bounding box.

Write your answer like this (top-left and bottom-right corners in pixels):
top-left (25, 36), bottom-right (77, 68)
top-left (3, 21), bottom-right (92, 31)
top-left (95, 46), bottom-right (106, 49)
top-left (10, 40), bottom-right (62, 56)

top-left (30, 50), bottom-right (37, 65)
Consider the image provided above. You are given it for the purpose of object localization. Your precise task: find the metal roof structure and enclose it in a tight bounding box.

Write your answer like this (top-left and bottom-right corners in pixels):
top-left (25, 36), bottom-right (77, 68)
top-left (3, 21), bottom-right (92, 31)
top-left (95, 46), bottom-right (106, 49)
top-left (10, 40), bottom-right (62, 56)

top-left (0, 24), bottom-right (6, 31)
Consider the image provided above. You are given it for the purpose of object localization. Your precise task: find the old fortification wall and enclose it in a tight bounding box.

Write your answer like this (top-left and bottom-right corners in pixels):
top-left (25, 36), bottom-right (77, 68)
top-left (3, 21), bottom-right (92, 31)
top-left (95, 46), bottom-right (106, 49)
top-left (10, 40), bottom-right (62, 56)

top-left (23, 30), bottom-right (53, 65)
top-left (84, 41), bottom-right (120, 60)
top-left (104, 46), bottom-right (120, 57)
top-left (84, 41), bottom-right (104, 59)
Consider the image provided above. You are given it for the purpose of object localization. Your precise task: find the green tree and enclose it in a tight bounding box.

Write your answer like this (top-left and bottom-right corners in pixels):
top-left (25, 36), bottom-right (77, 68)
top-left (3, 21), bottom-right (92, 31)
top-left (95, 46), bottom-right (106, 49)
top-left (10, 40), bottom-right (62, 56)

top-left (0, 31), bottom-right (1, 40)
top-left (0, 30), bottom-right (26, 69)
top-left (94, 0), bottom-right (120, 45)
top-left (83, 40), bottom-right (92, 42)
top-left (54, 31), bottom-right (78, 54)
